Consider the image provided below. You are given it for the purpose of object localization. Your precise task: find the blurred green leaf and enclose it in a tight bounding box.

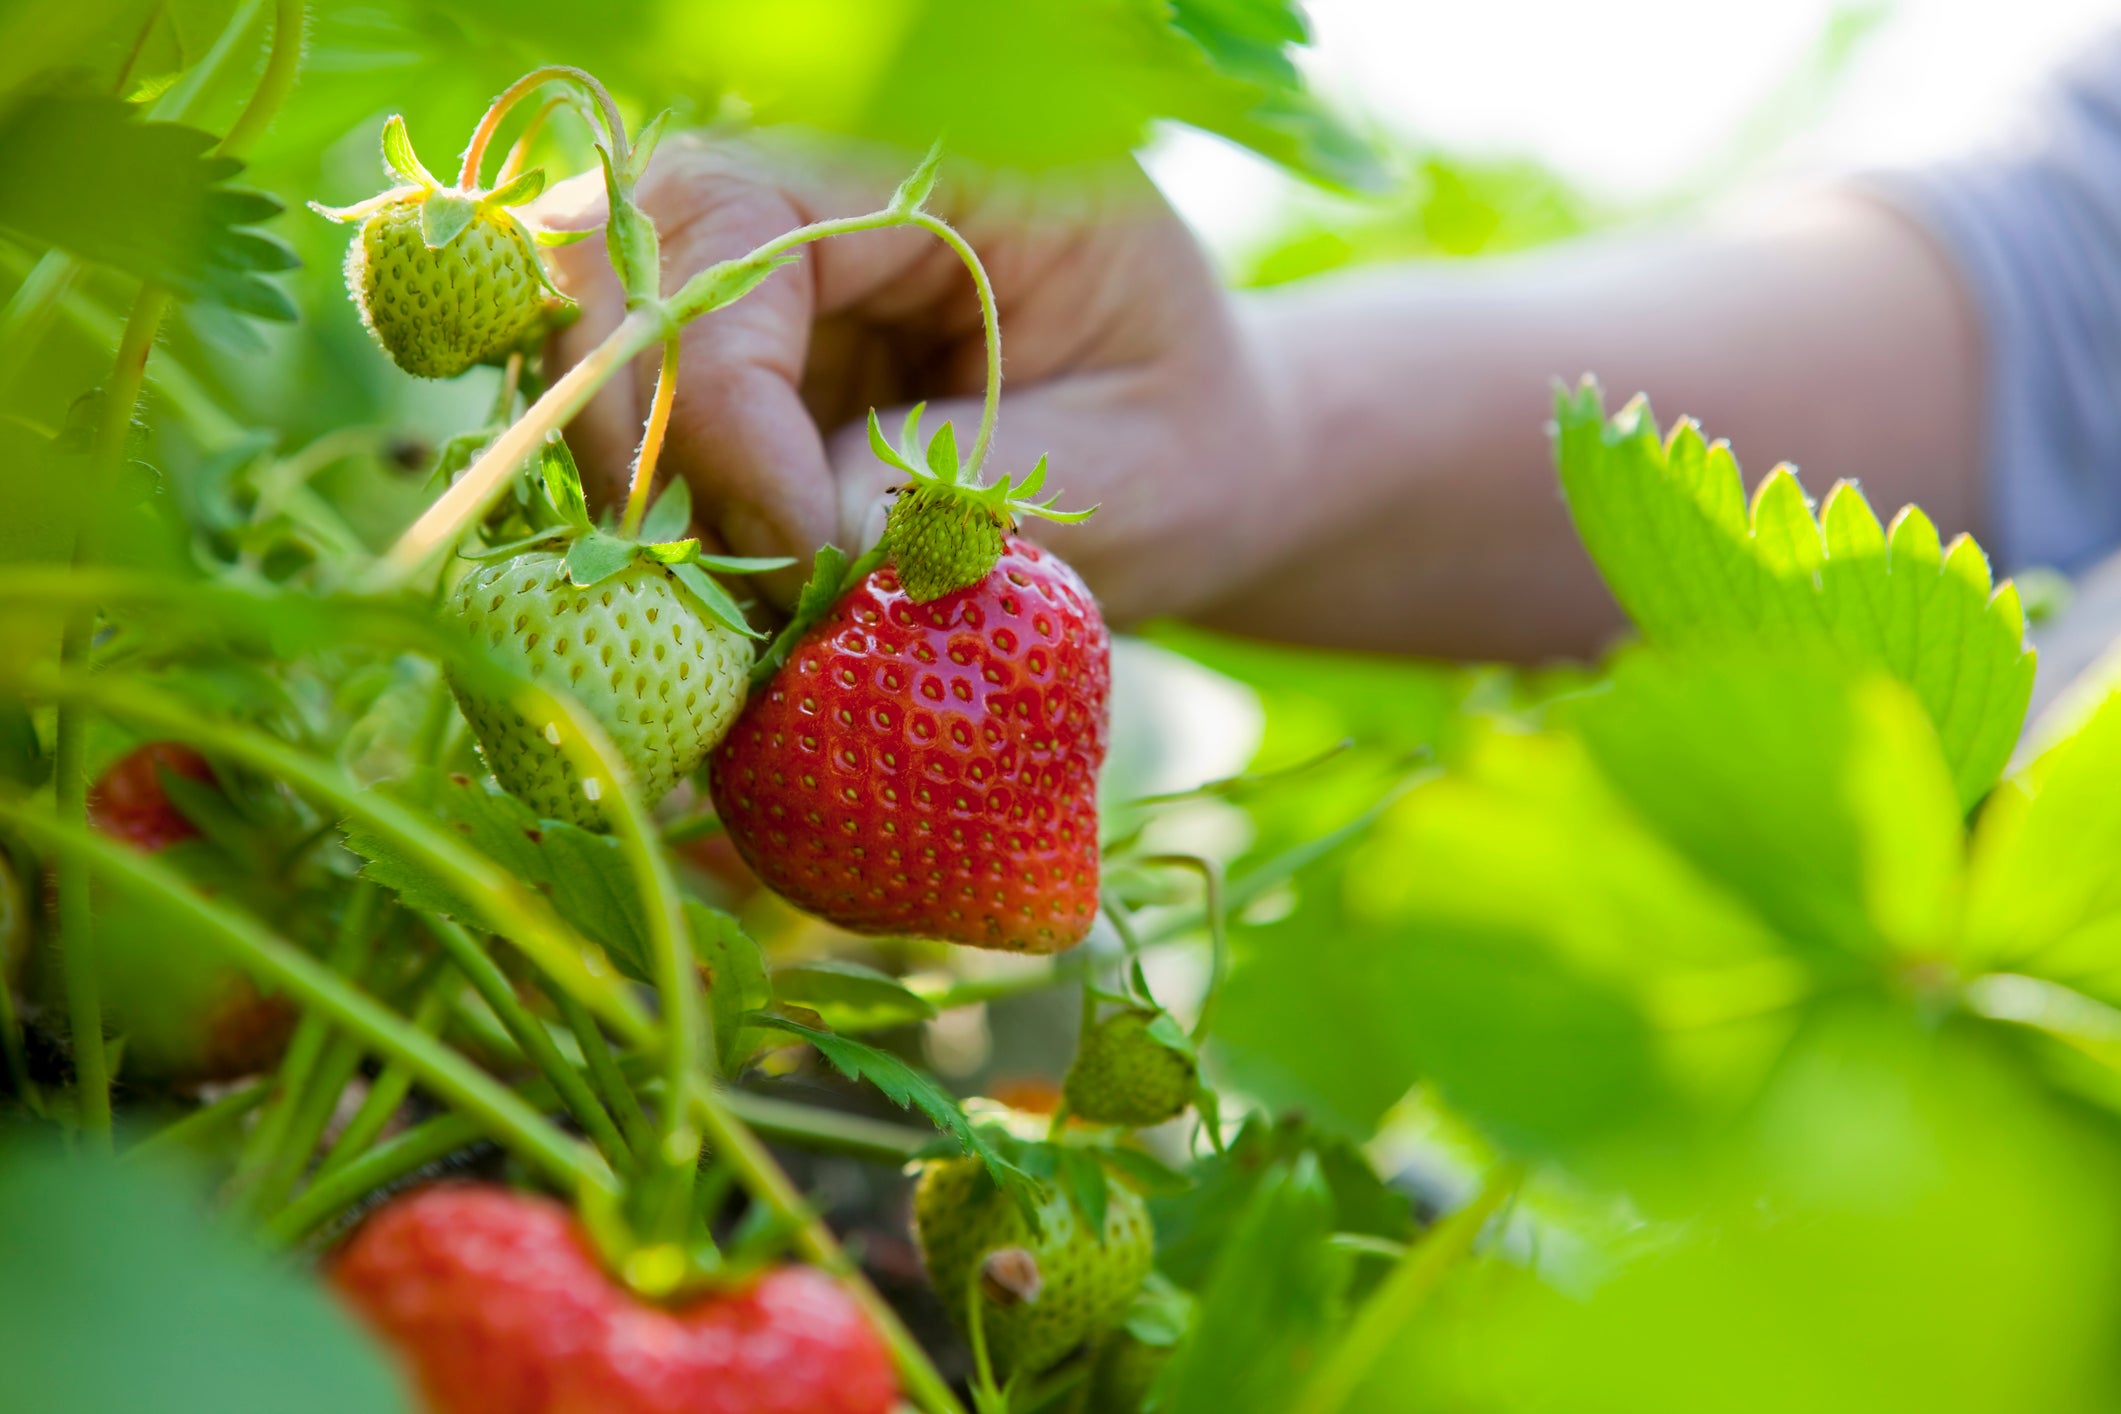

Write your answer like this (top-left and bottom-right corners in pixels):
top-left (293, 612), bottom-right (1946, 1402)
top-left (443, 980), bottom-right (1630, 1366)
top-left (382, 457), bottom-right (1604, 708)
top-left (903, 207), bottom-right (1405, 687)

top-left (1157, 1150), bottom-right (1349, 1414)
top-left (0, 1139), bottom-right (407, 1413)
top-left (687, 899), bottom-right (769, 1073)
top-left (1555, 382), bottom-right (2034, 809)
top-left (0, 95), bottom-right (297, 319)
top-left (770, 957), bottom-right (936, 1032)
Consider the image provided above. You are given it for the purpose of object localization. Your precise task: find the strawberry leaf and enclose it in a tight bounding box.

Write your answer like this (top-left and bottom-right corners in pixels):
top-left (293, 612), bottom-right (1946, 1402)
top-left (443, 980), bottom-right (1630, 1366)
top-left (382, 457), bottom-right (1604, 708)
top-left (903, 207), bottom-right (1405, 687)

top-left (534, 226), bottom-right (596, 247)
top-left (668, 251), bottom-right (800, 323)
top-left (563, 530), bottom-right (636, 588)
top-left (924, 420), bottom-right (961, 483)
top-left (749, 544), bottom-right (884, 687)
top-left (639, 477), bottom-right (693, 544)
top-left (539, 437), bottom-right (593, 531)
top-left (484, 167), bottom-right (547, 208)
top-left (755, 1014), bottom-right (1030, 1196)
top-left (1057, 1145), bottom-right (1110, 1233)
top-left (1099, 1143), bottom-right (1194, 1197)
top-left (866, 410), bottom-right (918, 476)
top-left (1555, 380), bottom-right (2034, 809)
top-left (693, 553), bottom-right (797, 574)
top-left (688, 901), bottom-right (770, 1075)
top-left (667, 561), bottom-right (764, 640)
top-left (418, 190), bottom-right (478, 250)
top-left (379, 114), bottom-right (438, 189)
top-left (772, 959), bottom-right (937, 1031)
top-left (0, 96), bottom-right (297, 321)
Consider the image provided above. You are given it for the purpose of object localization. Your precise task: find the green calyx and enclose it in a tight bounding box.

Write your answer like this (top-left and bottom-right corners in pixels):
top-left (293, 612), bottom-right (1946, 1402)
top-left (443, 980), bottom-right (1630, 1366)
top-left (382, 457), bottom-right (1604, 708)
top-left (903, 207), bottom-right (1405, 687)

top-left (459, 435), bottom-right (791, 640)
top-left (867, 403), bottom-right (1094, 603)
top-left (308, 114), bottom-right (579, 274)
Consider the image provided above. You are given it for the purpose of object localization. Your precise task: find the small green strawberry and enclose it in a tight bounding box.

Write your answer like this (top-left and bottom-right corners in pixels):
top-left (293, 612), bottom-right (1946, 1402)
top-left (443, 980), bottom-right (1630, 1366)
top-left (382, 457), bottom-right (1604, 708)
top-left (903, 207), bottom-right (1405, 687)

top-left (913, 1147), bottom-right (1153, 1377)
top-left (449, 550), bottom-right (753, 828)
top-left (446, 443), bottom-right (784, 829)
top-left (314, 117), bottom-right (563, 380)
top-left (868, 406), bottom-right (1093, 603)
top-left (1063, 1006), bottom-right (1198, 1129)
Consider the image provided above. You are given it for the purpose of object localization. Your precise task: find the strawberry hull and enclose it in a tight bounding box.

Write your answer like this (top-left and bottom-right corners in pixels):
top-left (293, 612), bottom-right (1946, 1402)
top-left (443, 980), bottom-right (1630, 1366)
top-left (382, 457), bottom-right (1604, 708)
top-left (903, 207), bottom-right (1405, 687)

top-left (711, 538), bottom-right (1109, 953)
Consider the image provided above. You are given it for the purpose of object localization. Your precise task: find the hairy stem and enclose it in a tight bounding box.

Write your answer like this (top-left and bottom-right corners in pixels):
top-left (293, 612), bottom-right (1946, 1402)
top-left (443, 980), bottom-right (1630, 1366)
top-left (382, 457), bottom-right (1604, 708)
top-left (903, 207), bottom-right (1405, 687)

top-left (459, 65), bottom-right (627, 191)
top-left (906, 211), bottom-right (1002, 478)
top-left (619, 334), bottom-right (680, 538)
top-left (216, 0), bottom-right (305, 161)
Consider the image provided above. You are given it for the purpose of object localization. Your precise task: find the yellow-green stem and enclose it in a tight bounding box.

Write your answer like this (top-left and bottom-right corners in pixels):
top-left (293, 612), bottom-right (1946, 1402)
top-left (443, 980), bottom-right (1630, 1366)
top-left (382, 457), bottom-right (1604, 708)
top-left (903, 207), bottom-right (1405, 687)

top-left (216, 0), bottom-right (304, 160)
top-left (619, 334), bottom-right (680, 538)
top-left (906, 211), bottom-right (1002, 478)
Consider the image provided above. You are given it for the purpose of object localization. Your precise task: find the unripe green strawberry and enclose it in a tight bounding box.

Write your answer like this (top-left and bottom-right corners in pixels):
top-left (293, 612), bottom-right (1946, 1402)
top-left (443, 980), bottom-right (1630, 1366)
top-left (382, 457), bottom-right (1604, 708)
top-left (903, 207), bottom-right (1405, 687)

top-left (1063, 1007), bottom-right (1197, 1128)
top-left (912, 1154), bottom-right (1152, 1377)
top-left (448, 551), bottom-right (752, 828)
top-left (881, 486), bottom-right (1007, 602)
top-left (313, 116), bottom-right (561, 381)
top-left (349, 197), bottom-right (546, 379)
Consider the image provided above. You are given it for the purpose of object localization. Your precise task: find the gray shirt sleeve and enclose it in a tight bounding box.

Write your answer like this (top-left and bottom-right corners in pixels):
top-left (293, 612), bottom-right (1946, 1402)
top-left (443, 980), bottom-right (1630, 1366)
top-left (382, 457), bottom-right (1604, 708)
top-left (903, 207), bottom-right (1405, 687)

top-left (1864, 33), bottom-right (2121, 575)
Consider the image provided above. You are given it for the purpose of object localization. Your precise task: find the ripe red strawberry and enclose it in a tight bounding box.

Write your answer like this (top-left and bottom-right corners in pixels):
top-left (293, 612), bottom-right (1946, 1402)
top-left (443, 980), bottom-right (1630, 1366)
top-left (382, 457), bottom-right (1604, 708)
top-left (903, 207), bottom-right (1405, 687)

top-left (36, 743), bottom-right (294, 1083)
top-left (709, 537), bottom-right (1109, 952)
top-left (86, 742), bottom-right (216, 851)
top-left (333, 1185), bottom-right (899, 1414)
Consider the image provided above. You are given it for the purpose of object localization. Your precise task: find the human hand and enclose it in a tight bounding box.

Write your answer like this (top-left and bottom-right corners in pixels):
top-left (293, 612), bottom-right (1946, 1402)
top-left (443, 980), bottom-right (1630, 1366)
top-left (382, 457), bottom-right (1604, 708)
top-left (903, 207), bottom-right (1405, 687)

top-left (540, 130), bottom-right (1295, 621)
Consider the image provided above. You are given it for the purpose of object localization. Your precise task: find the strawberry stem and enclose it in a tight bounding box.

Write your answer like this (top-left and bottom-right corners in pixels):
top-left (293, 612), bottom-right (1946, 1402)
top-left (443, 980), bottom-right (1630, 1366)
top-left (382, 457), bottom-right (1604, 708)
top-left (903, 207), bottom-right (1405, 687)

top-left (215, 0), bottom-right (304, 161)
top-left (619, 334), bottom-right (681, 539)
top-left (0, 798), bottom-right (616, 1198)
top-left (310, 976), bottom-right (455, 1181)
top-left (495, 96), bottom-right (572, 187)
top-left (52, 282), bottom-right (171, 1147)
top-left (905, 211), bottom-right (1002, 479)
top-left (458, 65), bottom-right (628, 191)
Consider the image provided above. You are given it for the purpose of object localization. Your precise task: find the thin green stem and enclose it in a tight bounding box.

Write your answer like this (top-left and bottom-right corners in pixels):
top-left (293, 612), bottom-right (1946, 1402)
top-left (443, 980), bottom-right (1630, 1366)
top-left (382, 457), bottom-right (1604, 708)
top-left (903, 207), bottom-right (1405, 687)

top-left (906, 211), bottom-right (1001, 477)
top-left (0, 252), bottom-right (80, 397)
top-left (555, 987), bottom-right (654, 1158)
top-left (250, 1021), bottom-right (373, 1214)
top-left (1290, 1166), bottom-right (1524, 1414)
top-left (313, 976), bottom-right (454, 1179)
top-left (1138, 855), bottom-right (1227, 1042)
top-left (53, 285), bottom-right (170, 1145)
top-left (619, 334), bottom-right (680, 538)
top-left (266, 1110), bottom-right (486, 1246)
top-left (0, 799), bottom-right (612, 1197)
top-left (235, 884), bottom-right (384, 1197)
top-left (429, 916), bottom-right (633, 1172)
top-left (216, 0), bottom-right (304, 160)
top-left (123, 1081), bottom-right (268, 1167)
top-left (147, 0), bottom-right (262, 124)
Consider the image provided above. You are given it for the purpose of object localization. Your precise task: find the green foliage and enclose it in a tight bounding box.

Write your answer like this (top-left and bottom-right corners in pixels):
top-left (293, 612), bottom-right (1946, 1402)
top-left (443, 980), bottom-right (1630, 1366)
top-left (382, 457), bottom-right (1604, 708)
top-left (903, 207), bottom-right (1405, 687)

top-left (0, 1141), bottom-right (407, 1413)
top-left (0, 96), bottom-right (297, 319)
top-left (1555, 382), bottom-right (2034, 809)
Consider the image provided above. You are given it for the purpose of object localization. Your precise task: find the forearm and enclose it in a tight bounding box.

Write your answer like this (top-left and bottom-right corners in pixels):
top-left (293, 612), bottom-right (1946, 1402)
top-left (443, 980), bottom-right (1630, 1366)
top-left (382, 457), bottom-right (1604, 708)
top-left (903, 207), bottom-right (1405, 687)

top-left (1190, 194), bottom-right (1982, 660)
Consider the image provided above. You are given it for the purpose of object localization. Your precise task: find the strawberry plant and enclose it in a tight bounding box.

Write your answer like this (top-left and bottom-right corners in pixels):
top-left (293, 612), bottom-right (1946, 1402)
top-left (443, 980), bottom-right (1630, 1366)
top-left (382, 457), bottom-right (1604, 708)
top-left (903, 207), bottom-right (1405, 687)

top-left (8, 7), bottom-right (2121, 1414)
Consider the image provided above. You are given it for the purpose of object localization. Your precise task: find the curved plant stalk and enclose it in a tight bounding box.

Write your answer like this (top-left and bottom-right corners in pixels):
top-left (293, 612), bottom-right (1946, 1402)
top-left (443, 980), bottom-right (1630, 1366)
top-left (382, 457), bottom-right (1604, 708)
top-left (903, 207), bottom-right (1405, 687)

top-left (458, 64), bottom-right (629, 190)
top-left (1290, 1166), bottom-right (1524, 1414)
top-left (1137, 854), bottom-right (1228, 1042)
top-left (267, 1109), bottom-right (492, 1246)
top-left (216, 0), bottom-right (305, 160)
top-left (495, 97), bottom-right (572, 187)
top-left (554, 987), bottom-right (655, 1159)
top-left (0, 799), bottom-right (612, 1197)
top-left (903, 211), bottom-right (1001, 477)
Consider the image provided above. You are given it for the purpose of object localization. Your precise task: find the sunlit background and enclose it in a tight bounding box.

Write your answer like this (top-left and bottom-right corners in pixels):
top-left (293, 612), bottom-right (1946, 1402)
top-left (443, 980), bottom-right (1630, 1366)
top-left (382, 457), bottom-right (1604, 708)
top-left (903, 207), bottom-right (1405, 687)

top-left (1149, 0), bottom-right (2118, 265)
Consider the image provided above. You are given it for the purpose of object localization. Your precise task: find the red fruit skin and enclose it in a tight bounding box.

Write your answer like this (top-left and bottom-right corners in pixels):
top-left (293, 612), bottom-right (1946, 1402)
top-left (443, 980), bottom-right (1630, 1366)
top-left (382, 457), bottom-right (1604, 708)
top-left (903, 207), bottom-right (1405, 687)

top-left (710, 538), bottom-right (1109, 953)
top-left (88, 743), bottom-right (216, 852)
top-left (333, 1186), bottom-right (899, 1414)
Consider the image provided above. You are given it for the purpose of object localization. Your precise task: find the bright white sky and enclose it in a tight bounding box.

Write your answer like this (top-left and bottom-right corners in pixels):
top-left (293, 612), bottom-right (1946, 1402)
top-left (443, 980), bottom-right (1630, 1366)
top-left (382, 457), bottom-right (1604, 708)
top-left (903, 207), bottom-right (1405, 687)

top-left (1146, 0), bottom-right (2121, 261)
